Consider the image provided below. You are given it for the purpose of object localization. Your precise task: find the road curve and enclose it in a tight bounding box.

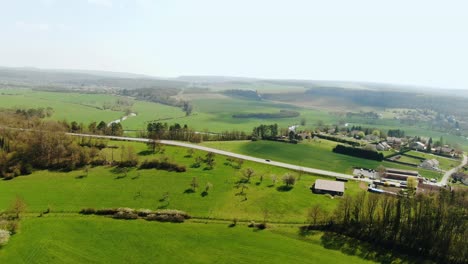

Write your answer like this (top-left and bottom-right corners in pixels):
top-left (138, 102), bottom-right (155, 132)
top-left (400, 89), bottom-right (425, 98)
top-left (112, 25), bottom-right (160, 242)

top-left (67, 133), bottom-right (367, 182)
top-left (440, 154), bottom-right (467, 186)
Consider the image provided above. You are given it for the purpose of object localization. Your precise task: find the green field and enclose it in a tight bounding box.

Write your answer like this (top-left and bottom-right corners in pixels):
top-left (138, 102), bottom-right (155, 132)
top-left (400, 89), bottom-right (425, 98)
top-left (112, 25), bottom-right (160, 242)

top-left (1, 88), bottom-right (467, 153)
top-left (396, 155), bottom-right (422, 166)
top-left (0, 87), bottom-right (454, 263)
top-left (0, 217), bottom-right (378, 264)
top-left (0, 89), bottom-right (185, 130)
top-left (0, 141), bottom-right (392, 263)
top-left (0, 141), bottom-right (363, 222)
top-left (200, 140), bottom-right (444, 179)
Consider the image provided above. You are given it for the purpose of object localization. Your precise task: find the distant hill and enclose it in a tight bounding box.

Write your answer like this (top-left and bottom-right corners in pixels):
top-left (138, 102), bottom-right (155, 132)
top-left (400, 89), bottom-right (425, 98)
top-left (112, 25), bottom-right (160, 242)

top-left (1, 66), bottom-right (466, 98)
top-left (0, 67), bottom-right (187, 90)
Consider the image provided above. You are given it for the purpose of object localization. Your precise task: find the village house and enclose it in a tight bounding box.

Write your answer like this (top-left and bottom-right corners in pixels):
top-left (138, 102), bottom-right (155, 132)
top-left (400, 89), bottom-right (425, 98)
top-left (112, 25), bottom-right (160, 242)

top-left (434, 146), bottom-right (455, 157)
top-left (410, 141), bottom-right (426, 151)
top-left (420, 159), bottom-right (440, 170)
top-left (376, 142), bottom-right (391, 151)
top-left (386, 137), bottom-right (403, 149)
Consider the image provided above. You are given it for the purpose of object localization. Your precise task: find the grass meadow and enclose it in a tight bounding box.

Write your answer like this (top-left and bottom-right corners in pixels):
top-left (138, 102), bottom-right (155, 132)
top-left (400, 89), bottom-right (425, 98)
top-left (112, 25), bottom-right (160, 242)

top-left (200, 140), bottom-right (445, 179)
top-left (0, 141), bottom-right (362, 222)
top-left (0, 217), bottom-right (378, 264)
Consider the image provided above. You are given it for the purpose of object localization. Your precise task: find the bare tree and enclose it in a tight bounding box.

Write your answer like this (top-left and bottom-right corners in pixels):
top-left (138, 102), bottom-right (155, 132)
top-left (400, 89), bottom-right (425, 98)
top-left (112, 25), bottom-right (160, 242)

top-left (205, 182), bottom-right (213, 193)
top-left (10, 196), bottom-right (26, 219)
top-left (377, 165), bottom-right (386, 179)
top-left (308, 204), bottom-right (324, 226)
top-left (242, 168), bottom-right (255, 182)
top-left (190, 177), bottom-right (199, 191)
top-left (282, 173), bottom-right (296, 186)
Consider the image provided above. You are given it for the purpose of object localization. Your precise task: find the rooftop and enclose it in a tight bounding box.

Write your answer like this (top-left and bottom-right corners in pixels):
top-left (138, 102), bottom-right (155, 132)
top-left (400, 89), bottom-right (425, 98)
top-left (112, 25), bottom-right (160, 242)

top-left (314, 179), bottom-right (345, 193)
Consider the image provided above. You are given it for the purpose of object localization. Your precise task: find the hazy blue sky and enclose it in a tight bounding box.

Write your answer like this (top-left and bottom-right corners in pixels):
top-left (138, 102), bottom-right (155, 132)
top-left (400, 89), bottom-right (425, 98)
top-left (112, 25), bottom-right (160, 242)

top-left (1, 0), bottom-right (467, 89)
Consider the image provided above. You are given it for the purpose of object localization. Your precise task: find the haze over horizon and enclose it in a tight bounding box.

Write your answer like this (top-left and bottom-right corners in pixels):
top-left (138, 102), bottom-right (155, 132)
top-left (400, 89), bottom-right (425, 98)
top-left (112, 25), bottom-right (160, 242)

top-left (1, 0), bottom-right (467, 89)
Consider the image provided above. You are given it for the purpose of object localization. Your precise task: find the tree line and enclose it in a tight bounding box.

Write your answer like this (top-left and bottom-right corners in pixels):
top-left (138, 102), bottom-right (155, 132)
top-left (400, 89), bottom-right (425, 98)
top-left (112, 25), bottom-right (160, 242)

top-left (333, 144), bottom-right (384, 161)
top-left (146, 122), bottom-right (250, 143)
top-left (304, 189), bottom-right (467, 264)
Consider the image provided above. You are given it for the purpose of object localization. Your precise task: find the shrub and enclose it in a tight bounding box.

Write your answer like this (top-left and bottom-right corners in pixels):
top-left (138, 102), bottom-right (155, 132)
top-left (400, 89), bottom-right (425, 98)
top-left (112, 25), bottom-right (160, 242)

top-left (146, 214), bottom-right (185, 223)
top-left (79, 208), bottom-right (96, 215)
top-left (113, 211), bottom-right (138, 220)
top-left (116, 208), bottom-right (135, 214)
top-left (95, 208), bottom-right (118, 215)
top-left (7, 221), bottom-right (19, 234)
top-left (116, 160), bottom-right (138, 168)
top-left (0, 229), bottom-right (10, 246)
top-left (139, 159), bottom-right (186, 172)
top-left (146, 209), bottom-right (191, 223)
top-left (136, 209), bottom-right (153, 217)
top-left (90, 159), bottom-right (108, 166)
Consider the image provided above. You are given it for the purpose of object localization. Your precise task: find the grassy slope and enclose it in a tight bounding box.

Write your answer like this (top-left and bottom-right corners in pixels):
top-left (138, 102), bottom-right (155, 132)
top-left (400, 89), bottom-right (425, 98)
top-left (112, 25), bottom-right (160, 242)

top-left (0, 90), bottom-right (124, 123)
top-left (0, 89), bottom-right (185, 130)
top-left (0, 141), bottom-right (363, 222)
top-left (0, 217), bottom-right (375, 264)
top-left (170, 98), bottom-right (337, 132)
top-left (201, 140), bottom-right (443, 179)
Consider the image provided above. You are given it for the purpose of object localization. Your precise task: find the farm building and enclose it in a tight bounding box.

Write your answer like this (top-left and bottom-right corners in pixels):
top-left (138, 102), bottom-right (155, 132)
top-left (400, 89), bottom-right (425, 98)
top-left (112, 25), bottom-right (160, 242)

top-left (376, 142), bottom-right (391, 151)
top-left (421, 159), bottom-right (440, 170)
top-left (384, 168), bottom-right (420, 181)
top-left (311, 179), bottom-right (345, 196)
top-left (410, 141), bottom-right (426, 151)
top-left (387, 137), bottom-right (403, 149)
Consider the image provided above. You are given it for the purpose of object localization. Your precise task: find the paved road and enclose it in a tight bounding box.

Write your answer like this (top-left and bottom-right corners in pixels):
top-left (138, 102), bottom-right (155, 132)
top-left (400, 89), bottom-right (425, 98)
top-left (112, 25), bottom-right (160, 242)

top-left (67, 133), bottom-right (369, 182)
top-left (439, 154), bottom-right (467, 186)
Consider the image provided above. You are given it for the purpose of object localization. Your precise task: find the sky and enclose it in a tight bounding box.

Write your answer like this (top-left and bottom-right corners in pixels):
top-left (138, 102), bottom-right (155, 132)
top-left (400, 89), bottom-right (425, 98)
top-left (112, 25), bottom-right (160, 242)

top-left (0, 0), bottom-right (467, 89)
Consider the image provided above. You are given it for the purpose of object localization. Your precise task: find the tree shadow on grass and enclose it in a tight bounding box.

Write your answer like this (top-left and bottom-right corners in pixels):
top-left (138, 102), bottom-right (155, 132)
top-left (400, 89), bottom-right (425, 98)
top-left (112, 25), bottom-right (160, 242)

top-left (201, 191), bottom-right (208, 197)
top-left (114, 175), bottom-right (127, 180)
top-left (183, 188), bottom-right (195, 194)
top-left (320, 232), bottom-right (420, 264)
top-left (276, 185), bottom-right (293, 192)
top-left (75, 175), bottom-right (87, 179)
top-left (138, 150), bottom-right (154, 156)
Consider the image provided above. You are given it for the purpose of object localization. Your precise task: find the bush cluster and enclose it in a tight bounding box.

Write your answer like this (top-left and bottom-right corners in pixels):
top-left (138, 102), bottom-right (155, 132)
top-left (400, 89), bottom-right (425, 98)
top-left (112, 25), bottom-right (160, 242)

top-left (146, 209), bottom-right (191, 223)
top-left (79, 208), bottom-right (191, 223)
top-left (139, 159), bottom-right (186, 172)
top-left (248, 221), bottom-right (267, 230)
top-left (0, 229), bottom-right (11, 246)
top-left (115, 160), bottom-right (138, 168)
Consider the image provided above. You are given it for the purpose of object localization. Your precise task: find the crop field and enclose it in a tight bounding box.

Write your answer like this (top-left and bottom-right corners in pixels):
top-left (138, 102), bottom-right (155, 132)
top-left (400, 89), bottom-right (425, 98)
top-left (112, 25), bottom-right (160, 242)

top-left (200, 140), bottom-right (444, 179)
top-left (0, 217), bottom-right (379, 264)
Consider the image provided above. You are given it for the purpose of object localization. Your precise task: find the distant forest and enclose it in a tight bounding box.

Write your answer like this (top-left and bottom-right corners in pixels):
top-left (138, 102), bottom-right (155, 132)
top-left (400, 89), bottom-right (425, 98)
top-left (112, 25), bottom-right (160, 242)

top-left (303, 87), bottom-right (468, 119)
